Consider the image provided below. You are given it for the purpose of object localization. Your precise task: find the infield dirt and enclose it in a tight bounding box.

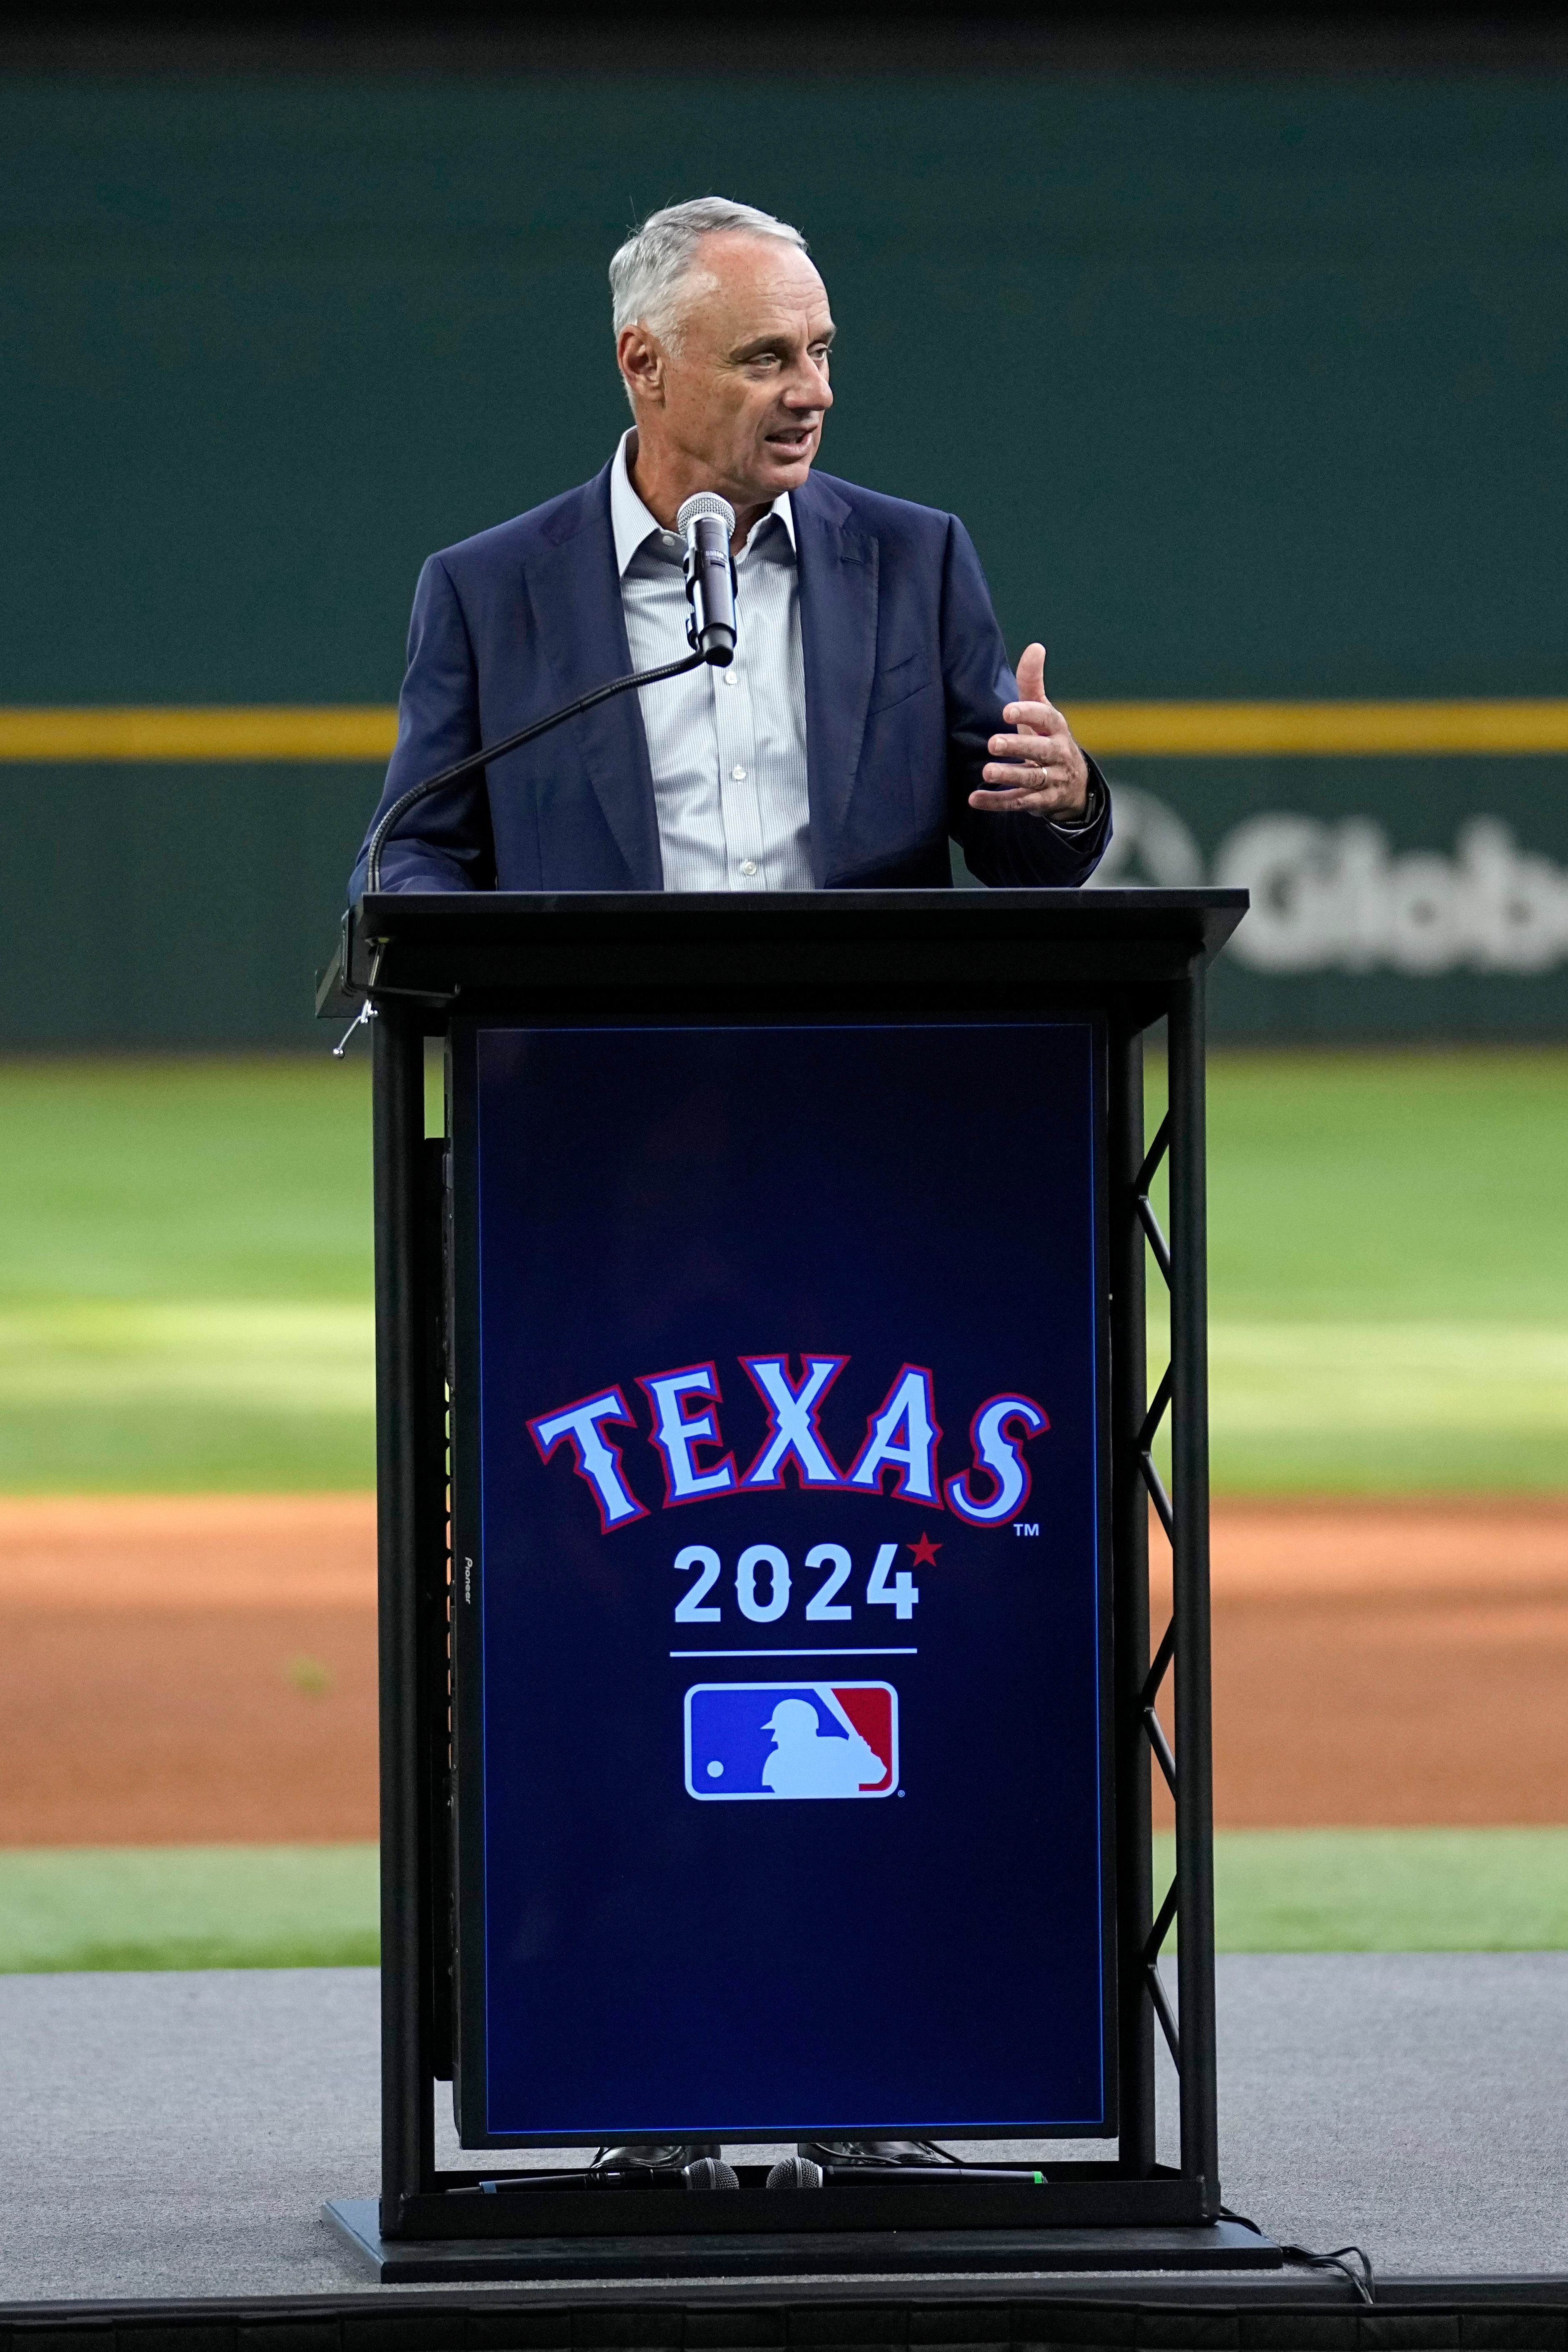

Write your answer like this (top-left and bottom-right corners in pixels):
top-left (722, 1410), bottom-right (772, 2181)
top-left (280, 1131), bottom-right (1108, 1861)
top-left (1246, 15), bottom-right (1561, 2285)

top-left (1, 1495), bottom-right (1564, 1843)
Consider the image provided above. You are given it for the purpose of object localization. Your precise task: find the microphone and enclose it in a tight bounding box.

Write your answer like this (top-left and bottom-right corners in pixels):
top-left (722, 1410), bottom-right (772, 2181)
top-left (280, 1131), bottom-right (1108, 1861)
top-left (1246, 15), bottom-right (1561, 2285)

top-left (677, 492), bottom-right (737, 666)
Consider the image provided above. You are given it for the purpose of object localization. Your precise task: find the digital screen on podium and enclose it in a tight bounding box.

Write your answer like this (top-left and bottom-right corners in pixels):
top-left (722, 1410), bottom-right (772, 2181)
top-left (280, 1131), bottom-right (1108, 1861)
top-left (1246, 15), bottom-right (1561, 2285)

top-left (448, 1017), bottom-right (1111, 2146)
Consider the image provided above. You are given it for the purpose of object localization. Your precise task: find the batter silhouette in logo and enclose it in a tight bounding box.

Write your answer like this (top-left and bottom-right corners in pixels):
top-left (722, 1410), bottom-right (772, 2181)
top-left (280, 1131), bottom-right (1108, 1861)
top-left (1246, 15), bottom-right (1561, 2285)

top-left (761, 1697), bottom-right (885, 1796)
top-left (684, 1680), bottom-right (898, 1801)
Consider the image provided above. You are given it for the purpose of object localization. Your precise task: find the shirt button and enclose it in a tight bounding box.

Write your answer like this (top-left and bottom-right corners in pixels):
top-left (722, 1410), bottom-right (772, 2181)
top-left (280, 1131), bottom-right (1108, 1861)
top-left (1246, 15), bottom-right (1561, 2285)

top-left (739, 859), bottom-right (758, 877)
top-left (731, 765), bottom-right (747, 781)
top-left (724, 670), bottom-right (739, 686)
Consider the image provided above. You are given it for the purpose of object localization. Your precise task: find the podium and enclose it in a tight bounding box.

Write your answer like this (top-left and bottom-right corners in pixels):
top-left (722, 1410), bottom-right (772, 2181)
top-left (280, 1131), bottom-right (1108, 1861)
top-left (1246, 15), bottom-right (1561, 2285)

top-left (317, 885), bottom-right (1269, 2284)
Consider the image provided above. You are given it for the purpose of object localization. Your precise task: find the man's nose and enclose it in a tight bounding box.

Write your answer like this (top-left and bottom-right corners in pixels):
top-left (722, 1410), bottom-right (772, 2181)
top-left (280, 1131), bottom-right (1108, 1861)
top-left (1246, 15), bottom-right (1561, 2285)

top-left (782, 357), bottom-right (833, 412)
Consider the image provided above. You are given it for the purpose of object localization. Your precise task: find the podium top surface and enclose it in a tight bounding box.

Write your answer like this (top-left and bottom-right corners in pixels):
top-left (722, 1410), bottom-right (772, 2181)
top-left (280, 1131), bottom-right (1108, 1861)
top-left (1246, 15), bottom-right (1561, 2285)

top-left (329, 887), bottom-right (1246, 1019)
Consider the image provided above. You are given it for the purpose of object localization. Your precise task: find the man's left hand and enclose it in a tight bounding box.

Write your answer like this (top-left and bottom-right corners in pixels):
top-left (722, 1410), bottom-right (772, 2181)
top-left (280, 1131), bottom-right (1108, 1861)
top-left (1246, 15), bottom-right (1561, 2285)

top-left (969, 641), bottom-right (1090, 822)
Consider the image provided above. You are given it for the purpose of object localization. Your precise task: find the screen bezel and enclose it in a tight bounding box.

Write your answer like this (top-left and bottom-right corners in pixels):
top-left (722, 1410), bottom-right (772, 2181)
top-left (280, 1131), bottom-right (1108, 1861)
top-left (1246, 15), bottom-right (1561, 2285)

top-left (445, 1006), bottom-right (1116, 2150)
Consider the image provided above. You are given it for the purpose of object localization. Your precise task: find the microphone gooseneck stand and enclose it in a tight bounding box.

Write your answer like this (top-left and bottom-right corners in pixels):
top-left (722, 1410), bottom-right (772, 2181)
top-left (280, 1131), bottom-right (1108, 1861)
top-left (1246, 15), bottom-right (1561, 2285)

top-left (336, 491), bottom-right (740, 1054)
top-left (335, 647), bottom-right (711, 1052)
top-left (365, 489), bottom-right (739, 894)
top-left (341, 649), bottom-right (714, 1053)
top-left (362, 645), bottom-right (709, 896)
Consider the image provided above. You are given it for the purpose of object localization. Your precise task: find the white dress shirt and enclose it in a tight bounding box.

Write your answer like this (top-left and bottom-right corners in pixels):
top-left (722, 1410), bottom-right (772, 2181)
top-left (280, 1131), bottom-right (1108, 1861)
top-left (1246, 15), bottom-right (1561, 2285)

top-left (611, 432), bottom-right (814, 893)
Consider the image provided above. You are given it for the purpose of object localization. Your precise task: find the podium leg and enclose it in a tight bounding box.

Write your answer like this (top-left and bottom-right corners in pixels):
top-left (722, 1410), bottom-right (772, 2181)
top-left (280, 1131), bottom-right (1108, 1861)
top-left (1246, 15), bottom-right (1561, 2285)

top-left (1110, 1023), bottom-right (1156, 2177)
top-left (372, 1005), bottom-right (434, 2236)
top-left (1169, 968), bottom-right (1220, 2215)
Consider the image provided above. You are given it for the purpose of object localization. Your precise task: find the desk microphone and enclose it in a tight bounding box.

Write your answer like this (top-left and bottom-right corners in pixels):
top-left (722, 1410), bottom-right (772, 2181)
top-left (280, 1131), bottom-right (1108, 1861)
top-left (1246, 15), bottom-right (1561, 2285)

top-left (678, 492), bottom-right (737, 665)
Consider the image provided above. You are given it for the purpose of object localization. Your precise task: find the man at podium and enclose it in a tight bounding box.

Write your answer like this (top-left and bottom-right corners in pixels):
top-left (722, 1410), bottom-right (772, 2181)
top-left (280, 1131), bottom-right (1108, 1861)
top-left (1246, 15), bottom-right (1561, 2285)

top-left (350, 195), bottom-right (1111, 900)
top-left (349, 194), bottom-right (1114, 2180)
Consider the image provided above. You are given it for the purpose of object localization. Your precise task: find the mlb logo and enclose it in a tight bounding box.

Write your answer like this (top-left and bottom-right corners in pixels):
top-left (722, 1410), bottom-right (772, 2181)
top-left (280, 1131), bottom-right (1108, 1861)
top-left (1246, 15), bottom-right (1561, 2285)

top-left (684, 1681), bottom-right (898, 1802)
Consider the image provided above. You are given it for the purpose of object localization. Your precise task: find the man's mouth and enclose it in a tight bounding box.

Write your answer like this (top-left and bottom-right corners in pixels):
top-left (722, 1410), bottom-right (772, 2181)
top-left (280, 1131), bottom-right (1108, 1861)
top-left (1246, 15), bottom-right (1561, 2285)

top-left (766, 425), bottom-right (815, 454)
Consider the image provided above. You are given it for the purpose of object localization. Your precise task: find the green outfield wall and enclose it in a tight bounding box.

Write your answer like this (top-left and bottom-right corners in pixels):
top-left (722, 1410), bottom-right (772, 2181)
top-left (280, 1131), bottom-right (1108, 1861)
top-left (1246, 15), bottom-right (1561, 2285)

top-left (2, 70), bottom-right (1564, 1042)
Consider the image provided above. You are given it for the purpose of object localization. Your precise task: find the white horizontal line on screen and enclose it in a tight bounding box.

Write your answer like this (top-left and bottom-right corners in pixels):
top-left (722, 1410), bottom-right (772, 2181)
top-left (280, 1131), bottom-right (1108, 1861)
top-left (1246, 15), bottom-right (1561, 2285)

top-left (669, 1647), bottom-right (917, 1659)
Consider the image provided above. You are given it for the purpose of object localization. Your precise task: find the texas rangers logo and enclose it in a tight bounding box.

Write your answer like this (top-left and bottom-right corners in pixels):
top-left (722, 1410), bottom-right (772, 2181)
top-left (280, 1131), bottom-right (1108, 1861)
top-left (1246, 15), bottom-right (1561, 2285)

top-left (527, 1353), bottom-right (1049, 1532)
top-left (684, 1681), bottom-right (898, 1802)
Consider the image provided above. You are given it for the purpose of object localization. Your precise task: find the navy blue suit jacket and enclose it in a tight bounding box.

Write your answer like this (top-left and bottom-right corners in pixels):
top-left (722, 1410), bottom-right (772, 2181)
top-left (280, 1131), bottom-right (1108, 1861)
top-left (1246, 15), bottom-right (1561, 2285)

top-left (350, 462), bottom-right (1110, 896)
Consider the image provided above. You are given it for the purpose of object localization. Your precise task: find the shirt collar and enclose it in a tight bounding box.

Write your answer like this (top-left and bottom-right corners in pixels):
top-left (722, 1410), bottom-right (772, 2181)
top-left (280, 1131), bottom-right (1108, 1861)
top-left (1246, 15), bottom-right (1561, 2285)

top-left (610, 429), bottom-right (796, 576)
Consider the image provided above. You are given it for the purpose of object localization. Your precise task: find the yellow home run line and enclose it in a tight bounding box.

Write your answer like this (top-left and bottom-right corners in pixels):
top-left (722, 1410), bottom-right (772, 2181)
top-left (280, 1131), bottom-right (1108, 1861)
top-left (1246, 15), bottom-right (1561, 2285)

top-left (1076, 701), bottom-right (1568, 755)
top-left (0, 701), bottom-right (1566, 760)
top-left (0, 707), bottom-right (398, 761)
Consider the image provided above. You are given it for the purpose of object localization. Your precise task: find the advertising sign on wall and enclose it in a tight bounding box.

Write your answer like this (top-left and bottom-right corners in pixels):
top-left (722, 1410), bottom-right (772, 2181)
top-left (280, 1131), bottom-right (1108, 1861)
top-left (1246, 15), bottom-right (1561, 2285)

top-left (1075, 762), bottom-right (1568, 1035)
top-left (448, 1017), bottom-right (1114, 2146)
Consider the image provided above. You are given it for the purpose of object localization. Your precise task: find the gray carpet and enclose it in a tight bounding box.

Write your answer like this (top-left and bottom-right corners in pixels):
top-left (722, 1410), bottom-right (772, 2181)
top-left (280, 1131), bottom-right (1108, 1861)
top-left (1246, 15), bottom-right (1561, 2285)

top-left (1, 1955), bottom-right (1566, 2303)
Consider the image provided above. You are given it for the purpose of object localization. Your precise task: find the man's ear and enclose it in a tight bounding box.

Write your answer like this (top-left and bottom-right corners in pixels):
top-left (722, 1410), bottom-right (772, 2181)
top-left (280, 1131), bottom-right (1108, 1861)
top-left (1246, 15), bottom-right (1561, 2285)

top-left (617, 322), bottom-right (665, 407)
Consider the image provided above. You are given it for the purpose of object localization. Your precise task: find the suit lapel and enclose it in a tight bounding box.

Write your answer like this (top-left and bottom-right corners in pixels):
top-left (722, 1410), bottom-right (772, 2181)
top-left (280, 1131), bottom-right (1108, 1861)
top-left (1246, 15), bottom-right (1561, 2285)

top-left (795, 473), bottom-right (879, 885)
top-left (524, 467), bottom-right (663, 889)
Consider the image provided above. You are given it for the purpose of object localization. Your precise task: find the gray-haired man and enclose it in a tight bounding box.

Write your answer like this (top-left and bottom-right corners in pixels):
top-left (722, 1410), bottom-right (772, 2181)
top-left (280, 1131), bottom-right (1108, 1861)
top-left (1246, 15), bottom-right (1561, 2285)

top-left (352, 194), bottom-right (1110, 901)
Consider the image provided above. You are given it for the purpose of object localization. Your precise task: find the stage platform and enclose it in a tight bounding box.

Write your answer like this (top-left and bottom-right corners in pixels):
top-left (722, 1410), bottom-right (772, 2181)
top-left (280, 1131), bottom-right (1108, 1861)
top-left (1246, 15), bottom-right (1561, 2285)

top-left (2, 1956), bottom-right (1567, 2310)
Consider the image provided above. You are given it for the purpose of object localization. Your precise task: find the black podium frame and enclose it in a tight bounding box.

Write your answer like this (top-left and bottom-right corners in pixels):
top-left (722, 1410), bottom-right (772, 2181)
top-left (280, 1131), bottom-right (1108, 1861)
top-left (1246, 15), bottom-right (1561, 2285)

top-left (318, 885), bottom-right (1260, 2283)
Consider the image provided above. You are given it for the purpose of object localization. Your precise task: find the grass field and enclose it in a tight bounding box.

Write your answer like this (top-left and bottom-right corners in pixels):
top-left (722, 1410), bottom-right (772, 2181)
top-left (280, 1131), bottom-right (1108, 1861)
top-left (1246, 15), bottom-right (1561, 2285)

top-left (0, 1058), bottom-right (375, 1490)
top-left (1150, 1048), bottom-right (1568, 1491)
top-left (0, 1048), bottom-right (1563, 1493)
top-left (7, 1831), bottom-right (1568, 1971)
top-left (0, 1845), bottom-right (380, 1972)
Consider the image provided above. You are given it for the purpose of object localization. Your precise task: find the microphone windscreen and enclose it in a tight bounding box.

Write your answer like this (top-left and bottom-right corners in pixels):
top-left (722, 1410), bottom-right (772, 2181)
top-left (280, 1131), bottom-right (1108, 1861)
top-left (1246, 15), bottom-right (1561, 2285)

top-left (677, 491), bottom-right (737, 538)
top-left (766, 2155), bottom-right (825, 2190)
top-left (680, 2156), bottom-right (741, 2191)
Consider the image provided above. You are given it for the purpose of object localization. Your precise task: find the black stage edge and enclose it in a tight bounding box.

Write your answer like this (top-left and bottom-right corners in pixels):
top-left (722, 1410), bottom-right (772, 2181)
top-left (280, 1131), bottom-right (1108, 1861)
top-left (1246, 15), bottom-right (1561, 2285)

top-left (325, 2196), bottom-right (1279, 2282)
top-left (10, 2281), bottom-right (1568, 2340)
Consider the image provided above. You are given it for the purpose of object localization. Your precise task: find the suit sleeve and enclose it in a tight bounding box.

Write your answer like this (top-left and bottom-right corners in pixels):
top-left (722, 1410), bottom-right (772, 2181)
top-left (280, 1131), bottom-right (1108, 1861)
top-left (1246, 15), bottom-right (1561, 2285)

top-left (939, 516), bottom-right (1112, 888)
top-left (347, 555), bottom-right (497, 899)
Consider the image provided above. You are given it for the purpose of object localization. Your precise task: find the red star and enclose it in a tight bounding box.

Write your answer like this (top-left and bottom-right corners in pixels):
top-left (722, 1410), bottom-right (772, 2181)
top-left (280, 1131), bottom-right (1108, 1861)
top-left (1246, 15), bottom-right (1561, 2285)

top-left (908, 1533), bottom-right (942, 1569)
